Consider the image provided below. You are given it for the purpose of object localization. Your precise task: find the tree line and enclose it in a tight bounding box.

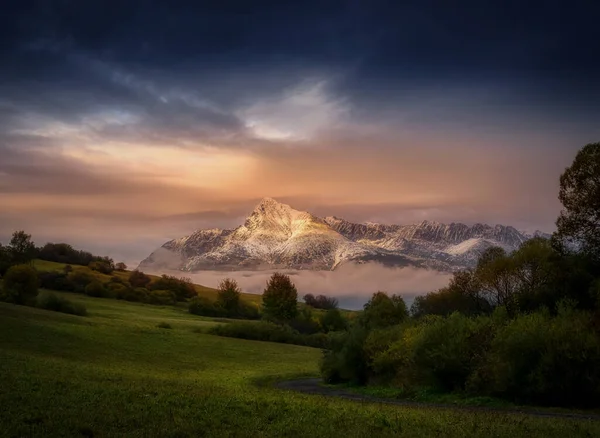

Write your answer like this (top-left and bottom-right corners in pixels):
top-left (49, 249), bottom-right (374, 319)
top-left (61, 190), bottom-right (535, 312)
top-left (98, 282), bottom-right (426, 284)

top-left (320, 142), bottom-right (600, 408)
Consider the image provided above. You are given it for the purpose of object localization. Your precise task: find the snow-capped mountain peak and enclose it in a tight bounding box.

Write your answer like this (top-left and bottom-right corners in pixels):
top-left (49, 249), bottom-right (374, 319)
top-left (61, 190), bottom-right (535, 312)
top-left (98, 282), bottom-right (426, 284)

top-left (138, 198), bottom-right (549, 273)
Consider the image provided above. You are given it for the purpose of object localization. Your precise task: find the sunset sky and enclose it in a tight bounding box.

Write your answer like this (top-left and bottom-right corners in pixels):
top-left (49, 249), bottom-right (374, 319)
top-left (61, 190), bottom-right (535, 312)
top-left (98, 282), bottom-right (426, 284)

top-left (1, 1), bottom-right (600, 266)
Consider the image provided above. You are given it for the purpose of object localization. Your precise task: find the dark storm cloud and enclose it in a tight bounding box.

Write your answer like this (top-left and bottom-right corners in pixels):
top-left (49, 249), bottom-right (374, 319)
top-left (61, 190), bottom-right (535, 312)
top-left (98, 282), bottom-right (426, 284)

top-left (3, 0), bottom-right (600, 115)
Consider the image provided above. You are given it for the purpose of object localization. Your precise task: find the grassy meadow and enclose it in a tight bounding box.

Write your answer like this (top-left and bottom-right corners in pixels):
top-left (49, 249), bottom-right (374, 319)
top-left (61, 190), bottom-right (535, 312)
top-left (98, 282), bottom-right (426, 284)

top-left (1, 293), bottom-right (599, 437)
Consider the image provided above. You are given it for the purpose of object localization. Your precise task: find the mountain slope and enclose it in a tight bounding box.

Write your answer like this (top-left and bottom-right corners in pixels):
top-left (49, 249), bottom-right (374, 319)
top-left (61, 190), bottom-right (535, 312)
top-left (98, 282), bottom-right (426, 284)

top-left (138, 198), bottom-right (548, 272)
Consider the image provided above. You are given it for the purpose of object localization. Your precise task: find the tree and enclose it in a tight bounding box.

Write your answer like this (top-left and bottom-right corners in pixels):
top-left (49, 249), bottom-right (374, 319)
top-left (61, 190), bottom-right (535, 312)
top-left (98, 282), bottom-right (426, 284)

top-left (0, 243), bottom-right (12, 276)
top-left (556, 142), bottom-right (600, 261)
top-left (361, 291), bottom-right (408, 329)
top-left (8, 231), bottom-right (37, 265)
top-left (115, 262), bottom-right (127, 271)
top-left (411, 270), bottom-right (491, 318)
top-left (1, 264), bottom-right (39, 304)
top-left (129, 270), bottom-right (152, 288)
top-left (217, 278), bottom-right (241, 313)
top-left (304, 293), bottom-right (338, 309)
top-left (262, 272), bottom-right (298, 322)
top-left (475, 247), bottom-right (519, 314)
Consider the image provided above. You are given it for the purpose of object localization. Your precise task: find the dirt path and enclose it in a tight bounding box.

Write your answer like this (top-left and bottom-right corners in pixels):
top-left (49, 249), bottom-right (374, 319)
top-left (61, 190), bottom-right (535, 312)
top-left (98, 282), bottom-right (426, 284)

top-left (276, 378), bottom-right (600, 421)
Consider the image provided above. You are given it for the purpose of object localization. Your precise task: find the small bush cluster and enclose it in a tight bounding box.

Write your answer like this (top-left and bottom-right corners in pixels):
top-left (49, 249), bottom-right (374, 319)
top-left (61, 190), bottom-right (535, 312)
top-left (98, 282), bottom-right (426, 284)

top-left (209, 321), bottom-right (329, 349)
top-left (36, 292), bottom-right (87, 316)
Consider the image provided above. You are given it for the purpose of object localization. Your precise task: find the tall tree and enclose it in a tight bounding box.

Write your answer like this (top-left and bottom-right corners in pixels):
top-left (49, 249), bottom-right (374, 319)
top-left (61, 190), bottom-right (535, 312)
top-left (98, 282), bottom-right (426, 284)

top-left (361, 291), bottom-right (408, 329)
top-left (476, 247), bottom-right (519, 314)
top-left (556, 142), bottom-right (600, 261)
top-left (217, 278), bottom-right (242, 313)
top-left (262, 273), bottom-right (298, 322)
top-left (8, 231), bottom-right (37, 265)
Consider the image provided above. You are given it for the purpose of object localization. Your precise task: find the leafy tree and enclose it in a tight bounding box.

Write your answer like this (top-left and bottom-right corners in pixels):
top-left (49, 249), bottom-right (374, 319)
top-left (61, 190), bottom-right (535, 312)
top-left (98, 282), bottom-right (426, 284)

top-left (411, 270), bottom-right (491, 318)
top-left (262, 272), bottom-right (298, 322)
top-left (115, 262), bottom-right (127, 271)
top-left (129, 270), bottom-right (152, 288)
top-left (556, 142), bottom-right (600, 261)
top-left (8, 231), bottom-right (37, 265)
top-left (303, 293), bottom-right (317, 307)
top-left (303, 293), bottom-right (338, 309)
top-left (217, 278), bottom-right (241, 313)
top-left (88, 260), bottom-right (114, 275)
top-left (1, 264), bottom-right (39, 304)
top-left (361, 291), bottom-right (408, 329)
top-left (475, 247), bottom-right (519, 314)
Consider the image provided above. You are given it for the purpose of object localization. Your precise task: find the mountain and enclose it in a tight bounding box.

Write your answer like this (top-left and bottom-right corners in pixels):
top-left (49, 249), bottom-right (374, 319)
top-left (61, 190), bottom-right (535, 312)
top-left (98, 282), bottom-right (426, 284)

top-left (138, 198), bottom-right (549, 273)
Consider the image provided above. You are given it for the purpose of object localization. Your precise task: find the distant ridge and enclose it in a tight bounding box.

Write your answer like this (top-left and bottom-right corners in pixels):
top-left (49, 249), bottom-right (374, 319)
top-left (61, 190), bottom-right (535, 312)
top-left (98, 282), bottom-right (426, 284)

top-left (138, 198), bottom-right (550, 272)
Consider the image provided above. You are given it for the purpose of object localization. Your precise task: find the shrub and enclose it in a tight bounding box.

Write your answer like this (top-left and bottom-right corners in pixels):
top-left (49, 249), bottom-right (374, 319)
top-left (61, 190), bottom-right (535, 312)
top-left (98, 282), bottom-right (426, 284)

top-left (289, 307), bottom-right (322, 334)
top-left (472, 303), bottom-right (600, 407)
top-left (88, 260), bottom-right (114, 275)
top-left (128, 270), bottom-right (152, 289)
top-left (320, 325), bottom-right (369, 384)
top-left (410, 313), bottom-right (495, 392)
top-left (237, 302), bottom-right (261, 320)
top-left (320, 308), bottom-right (348, 333)
top-left (85, 281), bottom-right (107, 298)
top-left (209, 321), bottom-right (329, 348)
top-left (304, 293), bottom-right (339, 310)
top-left (38, 271), bottom-right (76, 292)
top-left (1, 264), bottom-right (39, 305)
top-left (68, 270), bottom-right (95, 293)
top-left (147, 289), bottom-right (177, 306)
top-left (188, 296), bottom-right (226, 317)
top-left (157, 321), bottom-right (172, 329)
top-left (149, 275), bottom-right (196, 301)
top-left (36, 292), bottom-right (87, 316)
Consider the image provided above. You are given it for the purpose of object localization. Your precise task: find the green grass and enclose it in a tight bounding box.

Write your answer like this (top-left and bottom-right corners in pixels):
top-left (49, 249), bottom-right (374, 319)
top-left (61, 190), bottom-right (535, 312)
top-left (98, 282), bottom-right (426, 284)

top-left (1, 293), bottom-right (599, 437)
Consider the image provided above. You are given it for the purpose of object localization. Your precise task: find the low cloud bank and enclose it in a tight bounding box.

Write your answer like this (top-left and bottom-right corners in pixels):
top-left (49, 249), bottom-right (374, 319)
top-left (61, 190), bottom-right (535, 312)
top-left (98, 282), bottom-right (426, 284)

top-left (164, 263), bottom-right (451, 310)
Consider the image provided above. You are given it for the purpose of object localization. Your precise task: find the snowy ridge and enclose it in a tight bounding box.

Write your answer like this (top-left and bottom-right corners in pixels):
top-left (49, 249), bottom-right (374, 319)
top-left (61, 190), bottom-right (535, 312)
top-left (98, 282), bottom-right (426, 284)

top-left (138, 198), bottom-right (548, 272)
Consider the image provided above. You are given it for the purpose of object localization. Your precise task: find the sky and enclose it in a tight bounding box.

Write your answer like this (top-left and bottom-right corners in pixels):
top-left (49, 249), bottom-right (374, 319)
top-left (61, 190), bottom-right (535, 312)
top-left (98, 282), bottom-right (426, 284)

top-left (2, 0), bottom-right (600, 269)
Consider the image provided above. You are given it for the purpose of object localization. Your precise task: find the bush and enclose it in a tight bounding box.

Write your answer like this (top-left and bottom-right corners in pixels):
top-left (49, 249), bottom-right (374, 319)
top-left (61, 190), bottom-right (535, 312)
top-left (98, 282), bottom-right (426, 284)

top-left (410, 313), bottom-right (495, 392)
top-left (147, 289), bottom-right (177, 306)
top-left (129, 270), bottom-right (151, 288)
top-left (1, 264), bottom-right (39, 305)
top-left (38, 271), bottom-right (76, 292)
top-left (320, 308), bottom-right (348, 333)
top-left (149, 275), bottom-right (196, 301)
top-left (36, 292), bottom-right (87, 316)
top-left (68, 270), bottom-right (95, 293)
top-left (321, 325), bottom-right (369, 384)
top-left (88, 260), bottom-right (114, 275)
top-left (189, 296), bottom-right (225, 317)
top-left (289, 307), bottom-right (322, 334)
top-left (209, 321), bottom-right (329, 348)
top-left (304, 293), bottom-right (339, 310)
top-left (85, 281), bottom-right (107, 298)
top-left (472, 303), bottom-right (600, 407)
